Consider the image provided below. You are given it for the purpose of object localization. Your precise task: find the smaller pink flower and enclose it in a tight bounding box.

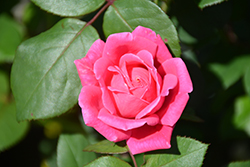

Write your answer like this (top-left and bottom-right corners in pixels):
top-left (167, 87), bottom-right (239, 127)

top-left (75, 26), bottom-right (193, 154)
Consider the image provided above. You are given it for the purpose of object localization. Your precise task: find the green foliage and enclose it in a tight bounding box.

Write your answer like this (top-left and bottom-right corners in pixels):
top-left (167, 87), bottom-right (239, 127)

top-left (0, 70), bottom-right (29, 151)
top-left (85, 156), bottom-right (131, 167)
top-left (227, 160), bottom-right (250, 167)
top-left (243, 67), bottom-right (250, 97)
top-left (234, 96), bottom-right (250, 136)
top-left (209, 55), bottom-right (250, 89)
top-left (197, 0), bottom-right (226, 9)
top-left (103, 0), bottom-right (181, 57)
top-left (83, 140), bottom-right (128, 154)
top-left (11, 18), bottom-right (99, 121)
top-left (0, 14), bottom-right (25, 63)
top-left (2, 0), bottom-right (250, 166)
top-left (31, 0), bottom-right (105, 17)
top-left (57, 134), bottom-right (96, 167)
top-left (0, 102), bottom-right (29, 151)
top-left (0, 71), bottom-right (8, 101)
top-left (142, 136), bottom-right (209, 167)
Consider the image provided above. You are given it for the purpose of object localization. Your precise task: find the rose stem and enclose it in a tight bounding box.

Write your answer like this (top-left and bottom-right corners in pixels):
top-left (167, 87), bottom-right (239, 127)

top-left (127, 146), bottom-right (138, 167)
top-left (85, 0), bottom-right (115, 27)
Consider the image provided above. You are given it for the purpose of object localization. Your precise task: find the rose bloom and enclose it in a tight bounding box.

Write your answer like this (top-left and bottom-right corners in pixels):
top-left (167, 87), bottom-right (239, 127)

top-left (74, 26), bottom-right (192, 155)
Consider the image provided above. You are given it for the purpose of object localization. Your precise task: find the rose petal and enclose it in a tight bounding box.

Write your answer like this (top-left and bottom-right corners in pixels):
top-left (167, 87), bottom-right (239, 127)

top-left (98, 108), bottom-right (159, 131)
top-left (113, 92), bottom-right (149, 118)
top-left (136, 50), bottom-right (163, 100)
top-left (94, 57), bottom-right (113, 80)
top-left (107, 66), bottom-right (129, 93)
top-left (157, 92), bottom-right (189, 126)
top-left (119, 53), bottom-right (158, 100)
top-left (103, 32), bottom-right (157, 64)
top-left (136, 50), bottom-right (154, 68)
top-left (74, 59), bottom-right (98, 86)
top-left (79, 85), bottom-right (131, 142)
top-left (161, 74), bottom-right (178, 96)
top-left (132, 26), bottom-right (172, 68)
top-left (158, 58), bottom-right (193, 93)
top-left (94, 57), bottom-right (118, 115)
top-left (135, 96), bottom-right (164, 119)
top-left (127, 125), bottom-right (173, 155)
top-left (74, 39), bottom-right (105, 86)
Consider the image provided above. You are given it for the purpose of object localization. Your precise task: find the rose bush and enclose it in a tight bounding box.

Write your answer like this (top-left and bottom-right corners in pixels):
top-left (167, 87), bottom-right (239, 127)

top-left (74, 26), bottom-right (193, 154)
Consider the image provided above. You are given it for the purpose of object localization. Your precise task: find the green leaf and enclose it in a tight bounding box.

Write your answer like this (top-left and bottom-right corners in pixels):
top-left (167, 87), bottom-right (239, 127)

top-left (83, 140), bottom-right (128, 154)
top-left (0, 71), bottom-right (9, 102)
top-left (178, 27), bottom-right (198, 45)
top-left (142, 136), bottom-right (209, 167)
top-left (243, 67), bottom-right (250, 97)
top-left (31, 0), bottom-right (105, 17)
top-left (85, 156), bottom-right (131, 167)
top-left (103, 0), bottom-right (181, 57)
top-left (0, 102), bottom-right (29, 151)
top-left (0, 14), bottom-right (24, 63)
top-left (197, 0), bottom-right (226, 9)
top-left (11, 18), bottom-right (99, 121)
top-left (234, 96), bottom-right (250, 136)
top-left (181, 108), bottom-right (204, 123)
top-left (227, 160), bottom-right (250, 167)
top-left (209, 55), bottom-right (250, 89)
top-left (57, 134), bottom-right (96, 167)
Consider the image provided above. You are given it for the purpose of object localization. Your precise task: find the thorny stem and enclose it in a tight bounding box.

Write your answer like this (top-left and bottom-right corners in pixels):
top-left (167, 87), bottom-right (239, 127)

top-left (86, 0), bottom-right (115, 26)
top-left (127, 146), bottom-right (138, 167)
top-left (77, 0), bottom-right (115, 35)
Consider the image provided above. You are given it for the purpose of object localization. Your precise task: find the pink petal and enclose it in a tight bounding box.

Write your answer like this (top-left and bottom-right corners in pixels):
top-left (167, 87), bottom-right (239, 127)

top-left (132, 26), bottom-right (172, 68)
top-left (154, 34), bottom-right (172, 67)
top-left (136, 50), bottom-right (154, 68)
top-left (103, 32), bottom-right (157, 64)
top-left (157, 92), bottom-right (189, 126)
top-left (158, 58), bottom-right (193, 93)
top-left (74, 39), bottom-right (105, 86)
top-left (127, 125), bottom-right (173, 155)
top-left (161, 74), bottom-right (178, 96)
top-left (101, 86), bottom-right (118, 115)
top-left (94, 57), bottom-right (113, 80)
top-left (84, 39), bottom-right (105, 64)
top-left (113, 92), bottom-right (149, 118)
top-left (98, 108), bottom-right (159, 131)
top-left (119, 53), bottom-right (158, 100)
top-left (107, 66), bottom-right (129, 93)
top-left (135, 96), bottom-right (164, 119)
top-left (94, 57), bottom-right (118, 115)
top-left (79, 85), bottom-right (131, 142)
top-left (74, 59), bottom-right (98, 86)
top-left (135, 50), bottom-right (163, 101)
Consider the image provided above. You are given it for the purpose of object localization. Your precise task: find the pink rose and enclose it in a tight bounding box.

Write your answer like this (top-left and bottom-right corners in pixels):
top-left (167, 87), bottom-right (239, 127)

top-left (74, 26), bottom-right (193, 154)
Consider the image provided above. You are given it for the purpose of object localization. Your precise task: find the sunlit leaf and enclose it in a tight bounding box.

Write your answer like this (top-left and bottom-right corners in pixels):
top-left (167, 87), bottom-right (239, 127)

top-left (11, 18), bottom-right (99, 121)
top-left (31, 0), bottom-right (105, 17)
top-left (0, 14), bottom-right (24, 63)
top-left (142, 136), bottom-right (208, 167)
top-left (181, 109), bottom-right (204, 123)
top-left (197, 0), bottom-right (226, 9)
top-left (234, 96), bottom-right (250, 136)
top-left (0, 71), bottom-right (8, 102)
top-left (85, 156), bottom-right (131, 167)
top-left (209, 55), bottom-right (250, 89)
top-left (178, 27), bottom-right (198, 45)
top-left (57, 134), bottom-right (96, 167)
top-left (0, 102), bottom-right (29, 151)
top-left (83, 140), bottom-right (128, 154)
top-left (243, 67), bottom-right (250, 97)
top-left (103, 0), bottom-right (181, 57)
top-left (227, 160), bottom-right (250, 167)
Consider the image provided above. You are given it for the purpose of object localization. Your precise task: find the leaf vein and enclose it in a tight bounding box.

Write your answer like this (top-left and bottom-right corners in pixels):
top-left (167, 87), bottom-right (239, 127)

top-left (22, 23), bottom-right (89, 112)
